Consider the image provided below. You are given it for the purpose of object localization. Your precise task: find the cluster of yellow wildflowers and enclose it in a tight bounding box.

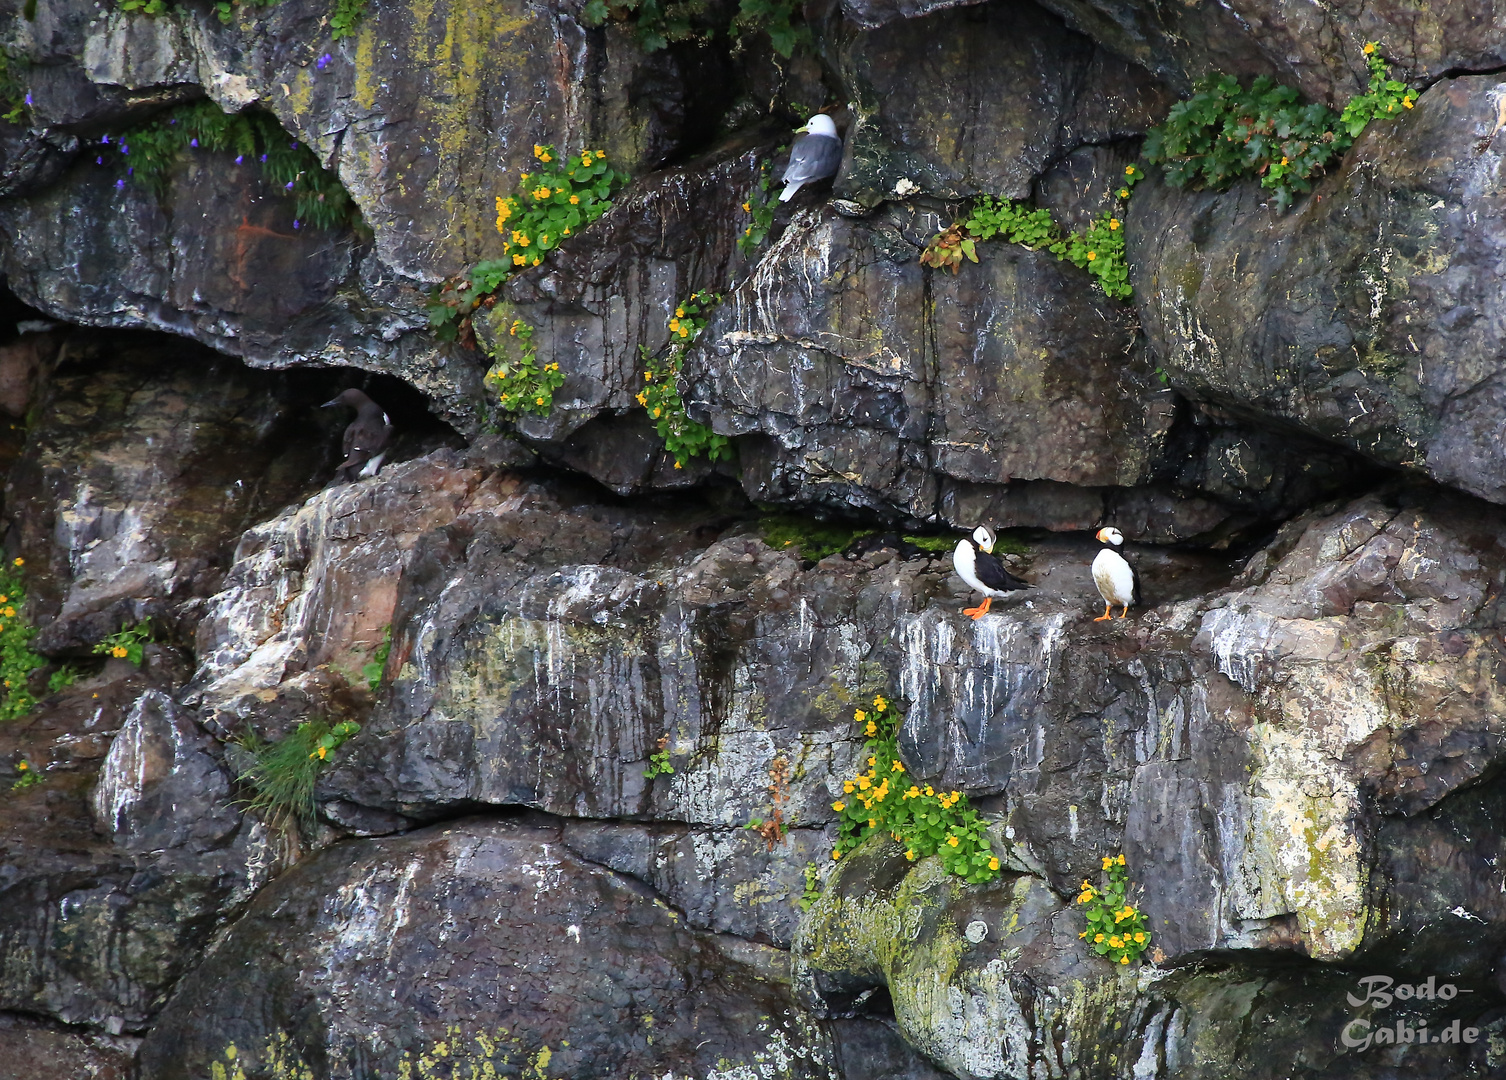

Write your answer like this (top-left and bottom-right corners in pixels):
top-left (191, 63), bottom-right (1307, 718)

top-left (10, 758), bottom-right (41, 792)
top-left (636, 290), bottom-right (732, 468)
top-left (830, 694), bottom-right (1001, 884)
top-left (0, 562), bottom-right (46, 721)
top-left (92, 620), bottom-right (153, 667)
top-left (495, 144), bottom-right (625, 270)
top-left (1076, 853), bottom-right (1152, 966)
top-left (485, 316), bottom-right (565, 417)
top-left (430, 144), bottom-right (627, 344)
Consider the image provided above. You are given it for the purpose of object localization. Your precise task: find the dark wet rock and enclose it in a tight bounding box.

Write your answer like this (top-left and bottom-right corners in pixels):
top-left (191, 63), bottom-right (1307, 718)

top-left (1131, 75), bottom-right (1506, 507)
top-left (0, 679), bottom-right (270, 1035)
top-left (3, 332), bottom-right (345, 654)
top-left (138, 816), bottom-right (862, 1080)
top-left (826, 1), bottom-right (1174, 207)
top-left (0, 1013), bottom-right (137, 1080)
top-left (1037, 0), bottom-right (1506, 103)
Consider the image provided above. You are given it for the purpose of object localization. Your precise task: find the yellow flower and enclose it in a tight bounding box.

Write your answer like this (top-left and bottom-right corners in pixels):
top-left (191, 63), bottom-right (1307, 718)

top-left (510, 321), bottom-right (521, 335)
top-left (0, 595), bottom-right (8, 602)
top-left (636, 392), bottom-right (648, 406)
top-left (669, 319), bottom-right (681, 333)
top-left (675, 307), bottom-right (685, 317)
top-left (1280, 156), bottom-right (1289, 166)
top-left (1109, 936), bottom-right (1122, 948)
top-left (857, 776), bottom-right (870, 790)
top-left (595, 150), bottom-right (606, 159)
top-left (1363, 41), bottom-right (1376, 54)
top-left (1109, 219), bottom-right (1120, 230)
top-left (905, 849), bottom-right (916, 861)
top-left (309, 745), bottom-right (328, 760)
top-left (854, 709), bottom-right (867, 722)
top-left (540, 234), bottom-right (550, 245)
top-left (843, 781), bottom-right (854, 794)
top-left (1134, 932), bottom-right (1146, 943)
top-left (1078, 891), bottom-right (1093, 903)
top-left (1403, 96), bottom-right (1414, 108)
top-left (1086, 251), bottom-right (1097, 261)
top-left (1116, 854), bottom-right (1126, 866)
top-left (16, 761), bottom-right (25, 771)
top-left (1124, 165), bottom-right (1136, 175)
top-left (1082, 879), bottom-right (1092, 889)
top-left (946, 835), bottom-right (959, 847)
top-left (1094, 933), bottom-right (1104, 943)
top-left (867, 818), bottom-right (876, 829)
top-left (873, 695), bottom-right (887, 710)
top-left (891, 761), bottom-right (904, 773)
top-left (534, 143), bottom-right (546, 158)
top-left (569, 194), bottom-right (580, 205)
top-left (864, 722), bottom-right (876, 736)
top-left (513, 231), bottom-right (531, 247)
top-left (924, 785), bottom-right (934, 797)
top-left (581, 151), bottom-right (593, 164)
top-left (520, 172), bottom-right (530, 182)
top-left (1120, 955), bottom-right (1130, 965)
top-left (742, 201), bottom-right (751, 212)
top-left (563, 227), bottom-right (571, 235)
top-left (532, 186), bottom-right (552, 200)
top-left (2, 608), bottom-right (11, 617)
top-left (832, 801), bottom-right (845, 812)
top-left (832, 849), bottom-right (841, 860)
top-left (513, 254), bottom-right (526, 266)
top-left (651, 407), bottom-right (661, 418)
top-left (645, 371), bottom-right (654, 381)
top-left (11, 558), bottom-right (21, 567)
top-left (1102, 856), bottom-right (1113, 870)
top-left (745, 227), bottom-right (753, 236)
top-left (673, 461), bottom-right (682, 469)
top-left (540, 152), bottom-right (552, 162)
top-left (988, 857), bottom-right (999, 870)
top-left (906, 786), bottom-right (919, 798)
top-left (868, 756), bottom-right (876, 767)
top-left (1118, 187), bottom-right (1130, 198)
top-left (112, 646), bottom-right (127, 658)
top-left (547, 363), bottom-right (559, 372)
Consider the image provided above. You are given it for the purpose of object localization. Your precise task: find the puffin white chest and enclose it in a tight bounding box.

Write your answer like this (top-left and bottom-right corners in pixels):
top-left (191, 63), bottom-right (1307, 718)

top-left (1092, 548), bottom-right (1135, 606)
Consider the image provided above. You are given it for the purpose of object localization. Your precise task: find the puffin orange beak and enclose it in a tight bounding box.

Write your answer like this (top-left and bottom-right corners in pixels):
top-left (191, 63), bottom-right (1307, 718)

top-left (1095, 528), bottom-right (1111, 542)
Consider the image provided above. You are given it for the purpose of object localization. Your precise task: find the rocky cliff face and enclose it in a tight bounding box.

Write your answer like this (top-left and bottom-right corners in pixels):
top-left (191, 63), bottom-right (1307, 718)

top-left (2, 0), bottom-right (1506, 1077)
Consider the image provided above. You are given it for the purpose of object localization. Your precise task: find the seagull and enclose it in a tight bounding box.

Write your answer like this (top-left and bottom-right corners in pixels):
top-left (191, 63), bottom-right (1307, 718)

top-left (779, 114), bottom-right (843, 202)
top-left (1091, 527), bottom-right (1137, 621)
top-left (953, 525), bottom-right (1031, 619)
top-left (322, 389), bottom-right (394, 483)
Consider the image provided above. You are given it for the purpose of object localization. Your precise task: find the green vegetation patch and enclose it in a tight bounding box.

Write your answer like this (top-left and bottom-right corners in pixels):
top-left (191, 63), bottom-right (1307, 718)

top-left (102, 100), bottom-right (356, 230)
top-left (1143, 41), bottom-right (1417, 211)
top-left (361, 625), bottom-right (392, 694)
top-left (430, 144), bottom-right (627, 345)
top-left (1075, 853), bottom-right (1152, 966)
top-left (758, 514), bottom-right (871, 561)
top-left (581, 0), bottom-right (809, 57)
top-left (94, 621), bottom-right (152, 666)
top-left (0, 562), bottom-right (46, 721)
top-left (235, 718), bottom-right (360, 833)
top-left (921, 165), bottom-right (1143, 300)
top-left (636, 290), bottom-right (732, 466)
top-left (737, 159), bottom-right (778, 258)
top-left (485, 316), bottom-right (565, 417)
top-left (831, 695), bottom-right (1000, 883)
top-left (10, 759), bottom-right (41, 792)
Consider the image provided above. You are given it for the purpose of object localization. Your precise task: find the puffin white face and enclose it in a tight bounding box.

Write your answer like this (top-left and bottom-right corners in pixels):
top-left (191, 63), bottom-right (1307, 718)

top-left (1096, 527), bottom-right (1125, 547)
top-left (797, 114), bottom-right (839, 139)
top-left (971, 525), bottom-right (996, 553)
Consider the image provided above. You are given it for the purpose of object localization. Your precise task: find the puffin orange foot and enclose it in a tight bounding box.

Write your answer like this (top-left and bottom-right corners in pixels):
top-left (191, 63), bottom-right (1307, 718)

top-left (962, 604), bottom-right (982, 618)
top-left (968, 597), bottom-right (993, 620)
top-left (1117, 605), bottom-right (1131, 619)
top-left (1092, 603), bottom-right (1113, 622)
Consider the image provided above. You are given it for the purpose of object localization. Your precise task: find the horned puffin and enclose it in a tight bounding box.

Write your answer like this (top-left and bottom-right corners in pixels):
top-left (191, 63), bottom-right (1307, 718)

top-left (953, 525), bottom-right (1031, 619)
top-left (1091, 527), bottom-right (1136, 621)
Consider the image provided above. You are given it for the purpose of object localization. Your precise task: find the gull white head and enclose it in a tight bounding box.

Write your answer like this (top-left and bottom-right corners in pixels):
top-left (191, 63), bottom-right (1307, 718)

top-left (796, 114), bottom-right (839, 139)
top-left (971, 525), bottom-right (996, 553)
top-left (1095, 527), bottom-right (1125, 547)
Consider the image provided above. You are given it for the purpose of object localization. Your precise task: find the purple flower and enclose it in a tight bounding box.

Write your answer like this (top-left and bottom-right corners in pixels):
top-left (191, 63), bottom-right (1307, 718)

top-left (121, 145), bottom-right (129, 154)
top-left (285, 180), bottom-right (294, 190)
top-left (190, 138), bottom-right (198, 148)
top-left (96, 156), bottom-right (102, 165)
top-left (293, 219), bottom-right (301, 229)
top-left (115, 178), bottom-right (125, 189)
top-left (23, 94), bottom-right (30, 106)
top-left (260, 154), bottom-right (267, 162)
top-left (316, 53), bottom-right (331, 70)
top-left (235, 154), bottom-right (244, 164)
top-left (290, 141), bottom-right (297, 149)
top-left (169, 117), bottom-right (176, 124)
top-left (101, 135), bottom-right (109, 144)
top-left (127, 166), bottom-right (133, 175)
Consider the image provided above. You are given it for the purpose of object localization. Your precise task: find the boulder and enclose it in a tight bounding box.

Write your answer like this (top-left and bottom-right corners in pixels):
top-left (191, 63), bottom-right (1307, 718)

top-left (1131, 75), bottom-right (1506, 507)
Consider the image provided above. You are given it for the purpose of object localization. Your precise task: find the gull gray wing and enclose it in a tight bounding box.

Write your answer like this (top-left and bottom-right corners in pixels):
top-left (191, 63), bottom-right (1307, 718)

top-left (782, 133), bottom-right (843, 186)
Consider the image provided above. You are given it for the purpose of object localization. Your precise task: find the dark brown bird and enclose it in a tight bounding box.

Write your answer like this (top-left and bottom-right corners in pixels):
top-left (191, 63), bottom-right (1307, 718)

top-left (322, 389), bottom-right (393, 483)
